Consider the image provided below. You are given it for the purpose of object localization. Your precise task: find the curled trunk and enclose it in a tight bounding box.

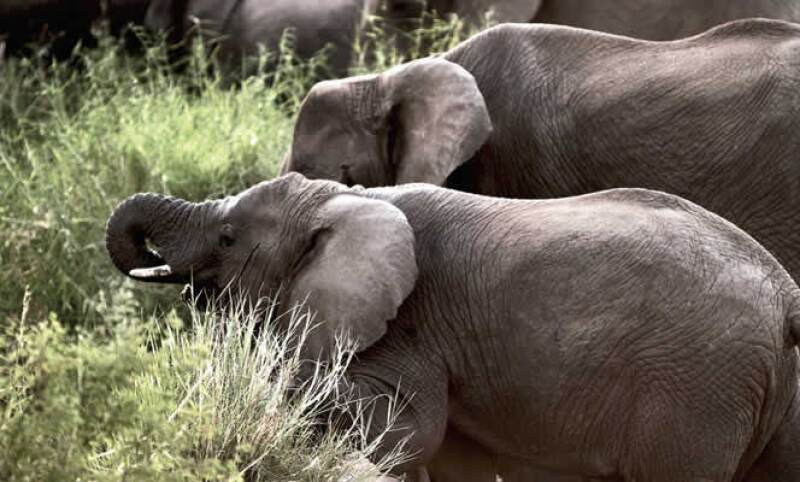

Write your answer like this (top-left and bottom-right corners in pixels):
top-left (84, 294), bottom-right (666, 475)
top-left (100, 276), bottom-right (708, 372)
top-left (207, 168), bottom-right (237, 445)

top-left (105, 192), bottom-right (205, 284)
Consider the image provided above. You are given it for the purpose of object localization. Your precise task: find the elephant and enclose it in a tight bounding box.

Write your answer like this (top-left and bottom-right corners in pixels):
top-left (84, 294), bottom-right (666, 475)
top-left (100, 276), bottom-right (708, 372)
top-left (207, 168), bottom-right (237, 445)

top-left (144, 0), bottom-right (387, 77)
top-left (282, 18), bottom-right (800, 290)
top-left (416, 0), bottom-right (800, 40)
top-left (106, 173), bottom-right (800, 481)
top-left (141, 0), bottom-right (800, 79)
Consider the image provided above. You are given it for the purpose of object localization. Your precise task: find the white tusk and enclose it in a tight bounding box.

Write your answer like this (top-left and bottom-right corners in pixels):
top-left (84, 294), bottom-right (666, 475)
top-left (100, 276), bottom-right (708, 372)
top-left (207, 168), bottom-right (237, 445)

top-left (130, 264), bottom-right (173, 278)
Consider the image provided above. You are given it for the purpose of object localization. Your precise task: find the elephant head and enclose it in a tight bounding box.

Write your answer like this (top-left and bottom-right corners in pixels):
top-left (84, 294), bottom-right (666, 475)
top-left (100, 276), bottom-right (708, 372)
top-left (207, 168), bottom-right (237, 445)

top-left (282, 57), bottom-right (492, 187)
top-left (105, 174), bottom-right (418, 358)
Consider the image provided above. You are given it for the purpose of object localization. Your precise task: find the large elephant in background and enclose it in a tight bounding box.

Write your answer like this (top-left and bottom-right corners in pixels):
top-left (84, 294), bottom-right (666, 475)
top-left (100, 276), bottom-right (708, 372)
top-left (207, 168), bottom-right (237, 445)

top-left (282, 18), bottom-right (800, 288)
top-left (105, 173), bottom-right (800, 481)
top-left (142, 0), bottom-right (800, 78)
top-left (419, 0), bottom-right (800, 39)
top-left (144, 0), bottom-right (383, 76)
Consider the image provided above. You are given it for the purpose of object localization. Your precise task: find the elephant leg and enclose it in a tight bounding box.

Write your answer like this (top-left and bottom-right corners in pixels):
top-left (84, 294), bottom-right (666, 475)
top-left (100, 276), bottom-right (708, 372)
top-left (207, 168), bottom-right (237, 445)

top-left (426, 426), bottom-right (497, 482)
top-left (427, 428), bottom-right (590, 482)
top-left (498, 464), bottom-right (592, 482)
top-left (744, 392), bottom-right (800, 482)
top-left (496, 455), bottom-right (599, 482)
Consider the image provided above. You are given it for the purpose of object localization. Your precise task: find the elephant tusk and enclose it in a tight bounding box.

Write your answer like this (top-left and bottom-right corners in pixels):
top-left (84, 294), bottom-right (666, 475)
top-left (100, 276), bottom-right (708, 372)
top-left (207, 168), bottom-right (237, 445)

top-left (129, 264), bottom-right (173, 278)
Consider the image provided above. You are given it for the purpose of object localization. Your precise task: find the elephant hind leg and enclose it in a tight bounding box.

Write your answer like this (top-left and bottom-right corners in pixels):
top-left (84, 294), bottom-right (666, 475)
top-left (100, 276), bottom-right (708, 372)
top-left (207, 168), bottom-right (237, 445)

top-left (744, 392), bottom-right (800, 482)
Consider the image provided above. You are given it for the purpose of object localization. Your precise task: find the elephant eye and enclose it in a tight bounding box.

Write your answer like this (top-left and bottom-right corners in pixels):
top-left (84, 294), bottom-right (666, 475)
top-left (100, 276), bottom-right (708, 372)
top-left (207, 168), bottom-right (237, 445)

top-left (219, 223), bottom-right (235, 248)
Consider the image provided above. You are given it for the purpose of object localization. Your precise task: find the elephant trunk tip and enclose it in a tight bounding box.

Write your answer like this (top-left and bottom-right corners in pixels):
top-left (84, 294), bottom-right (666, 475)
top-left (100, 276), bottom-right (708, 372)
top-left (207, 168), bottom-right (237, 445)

top-left (105, 192), bottom-right (186, 283)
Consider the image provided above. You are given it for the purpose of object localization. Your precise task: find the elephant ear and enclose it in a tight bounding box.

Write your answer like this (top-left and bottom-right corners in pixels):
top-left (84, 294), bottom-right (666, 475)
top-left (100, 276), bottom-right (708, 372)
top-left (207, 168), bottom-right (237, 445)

top-left (289, 194), bottom-right (418, 359)
top-left (383, 57), bottom-right (492, 186)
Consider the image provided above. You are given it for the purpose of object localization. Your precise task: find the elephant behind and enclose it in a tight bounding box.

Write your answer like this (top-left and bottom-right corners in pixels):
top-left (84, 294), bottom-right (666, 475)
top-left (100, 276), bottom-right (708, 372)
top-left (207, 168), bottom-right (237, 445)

top-left (283, 18), bottom-right (800, 292)
top-left (106, 174), bottom-right (800, 481)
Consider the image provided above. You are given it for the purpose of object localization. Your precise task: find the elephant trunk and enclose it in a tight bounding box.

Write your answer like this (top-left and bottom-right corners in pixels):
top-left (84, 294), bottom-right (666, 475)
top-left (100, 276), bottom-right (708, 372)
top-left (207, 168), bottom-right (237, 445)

top-left (105, 192), bottom-right (209, 284)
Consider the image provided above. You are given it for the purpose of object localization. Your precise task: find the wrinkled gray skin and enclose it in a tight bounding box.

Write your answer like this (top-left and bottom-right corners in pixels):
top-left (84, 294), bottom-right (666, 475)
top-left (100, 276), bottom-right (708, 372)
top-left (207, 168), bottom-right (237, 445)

top-left (144, 0), bottom-right (384, 76)
top-left (284, 18), bottom-right (800, 295)
top-left (422, 0), bottom-right (800, 39)
top-left (532, 0), bottom-right (800, 40)
top-left (107, 173), bottom-right (800, 481)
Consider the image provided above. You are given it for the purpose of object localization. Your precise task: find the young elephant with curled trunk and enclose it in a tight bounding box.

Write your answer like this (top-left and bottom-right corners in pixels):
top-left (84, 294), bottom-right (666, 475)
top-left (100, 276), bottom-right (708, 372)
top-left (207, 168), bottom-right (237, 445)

top-left (282, 18), bottom-right (800, 291)
top-left (107, 173), bottom-right (800, 481)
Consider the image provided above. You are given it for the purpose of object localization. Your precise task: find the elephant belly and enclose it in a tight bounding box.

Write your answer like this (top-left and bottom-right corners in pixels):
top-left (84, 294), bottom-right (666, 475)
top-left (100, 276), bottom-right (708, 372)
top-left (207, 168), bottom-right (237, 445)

top-left (441, 303), bottom-right (790, 479)
top-left (443, 332), bottom-right (623, 477)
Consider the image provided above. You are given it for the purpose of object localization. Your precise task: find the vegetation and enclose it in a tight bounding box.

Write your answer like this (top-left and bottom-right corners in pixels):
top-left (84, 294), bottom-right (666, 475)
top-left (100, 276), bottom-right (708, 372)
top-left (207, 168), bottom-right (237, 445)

top-left (0, 12), bottom-right (483, 480)
top-left (0, 292), bottom-right (402, 481)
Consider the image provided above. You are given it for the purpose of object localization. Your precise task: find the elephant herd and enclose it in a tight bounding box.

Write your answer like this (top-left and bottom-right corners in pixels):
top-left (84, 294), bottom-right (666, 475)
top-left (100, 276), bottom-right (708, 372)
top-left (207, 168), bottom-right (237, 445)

top-left (5, 0), bottom-right (800, 74)
top-left (98, 1), bottom-right (800, 482)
